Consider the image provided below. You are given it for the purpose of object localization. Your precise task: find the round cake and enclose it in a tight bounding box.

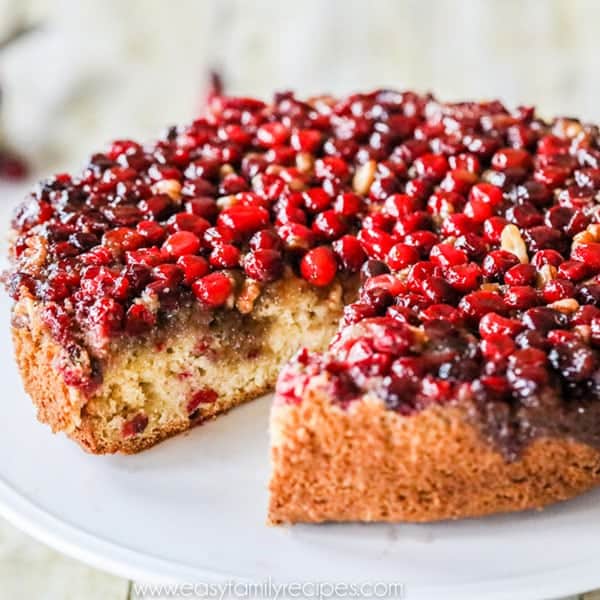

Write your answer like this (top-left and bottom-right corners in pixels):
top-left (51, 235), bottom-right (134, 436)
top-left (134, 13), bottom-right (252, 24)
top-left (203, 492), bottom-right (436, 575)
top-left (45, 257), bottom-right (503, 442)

top-left (5, 88), bottom-right (600, 522)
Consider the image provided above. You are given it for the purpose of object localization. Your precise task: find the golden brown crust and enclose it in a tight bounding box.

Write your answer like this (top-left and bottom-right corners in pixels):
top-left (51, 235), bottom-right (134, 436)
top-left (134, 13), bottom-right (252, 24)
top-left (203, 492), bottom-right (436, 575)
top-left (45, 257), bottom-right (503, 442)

top-left (268, 382), bottom-right (600, 523)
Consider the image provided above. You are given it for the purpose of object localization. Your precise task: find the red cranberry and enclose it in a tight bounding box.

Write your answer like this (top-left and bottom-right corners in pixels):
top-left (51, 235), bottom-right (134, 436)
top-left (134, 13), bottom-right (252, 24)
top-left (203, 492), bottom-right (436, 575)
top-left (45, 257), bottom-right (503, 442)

top-left (209, 243), bottom-right (241, 268)
top-left (300, 246), bottom-right (338, 287)
top-left (479, 312), bottom-right (524, 339)
top-left (429, 243), bottom-right (468, 268)
top-left (163, 231), bottom-right (201, 257)
top-left (504, 285), bottom-right (539, 310)
top-left (176, 255), bottom-right (209, 284)
top-left (482, 250), bottom-right (520, 278)
top-left (249, 229), bottom-right (281, 252)
top-left (445, 263), bottom-right (482, 293)
top-left (243, 249), bottom-right (284, 282)
top-left (332, 235), bottom-right (366, 272)
top-left (504, 263), bottom-right (537, 286)
top-left (192, 272), bottom-right (233, 307)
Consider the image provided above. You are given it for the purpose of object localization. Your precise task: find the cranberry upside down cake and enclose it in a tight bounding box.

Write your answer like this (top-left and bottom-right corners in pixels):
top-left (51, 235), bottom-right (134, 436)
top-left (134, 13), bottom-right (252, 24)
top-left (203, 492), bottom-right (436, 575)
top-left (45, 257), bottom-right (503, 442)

top-left (6, 88), bottom-right (600, 523)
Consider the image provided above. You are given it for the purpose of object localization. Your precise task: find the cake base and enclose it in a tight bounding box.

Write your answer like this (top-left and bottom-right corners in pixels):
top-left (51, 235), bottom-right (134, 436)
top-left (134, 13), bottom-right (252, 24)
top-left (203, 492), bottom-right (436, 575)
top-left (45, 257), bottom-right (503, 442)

top-left (268, 378), bottom-right (600, 524)
top-left (12, 274), bottom-right (355, 454)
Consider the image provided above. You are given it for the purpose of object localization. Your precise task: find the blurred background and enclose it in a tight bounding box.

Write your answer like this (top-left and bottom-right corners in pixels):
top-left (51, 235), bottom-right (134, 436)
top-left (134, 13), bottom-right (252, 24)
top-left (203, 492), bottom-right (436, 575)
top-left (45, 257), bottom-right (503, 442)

top-left (0, 0), bottom-right (599, 175)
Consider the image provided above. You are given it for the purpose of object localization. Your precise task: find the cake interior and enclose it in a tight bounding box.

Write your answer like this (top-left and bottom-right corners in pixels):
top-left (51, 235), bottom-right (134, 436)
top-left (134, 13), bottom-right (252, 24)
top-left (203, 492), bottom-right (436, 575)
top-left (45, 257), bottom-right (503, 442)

top-left (14, 274), bottom-right (354, 453)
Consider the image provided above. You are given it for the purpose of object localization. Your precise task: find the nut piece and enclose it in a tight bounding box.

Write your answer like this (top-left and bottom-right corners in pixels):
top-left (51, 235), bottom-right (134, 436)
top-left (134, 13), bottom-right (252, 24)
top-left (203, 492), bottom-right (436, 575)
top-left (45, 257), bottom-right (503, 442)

top-left (537, 264), bottom-right (557, 287)
top-left (574, 325), bottom-right (592, 343)
top-left (572, 224), bottom-right (600, 250)
top-left (296, 152), bottom-right (315, 174)
top-left (151, 179), bottom-right (182, 202)
top-left (236, 279), bottom-right (261, 314)
top-left (548, 298), bottom-right (579, 314)
top-left (352, 160), bottom-right (376, 195)
top-left (500, 224), bottom-right (529, 264)
top-left (501, 224), bottom-right (529, 264)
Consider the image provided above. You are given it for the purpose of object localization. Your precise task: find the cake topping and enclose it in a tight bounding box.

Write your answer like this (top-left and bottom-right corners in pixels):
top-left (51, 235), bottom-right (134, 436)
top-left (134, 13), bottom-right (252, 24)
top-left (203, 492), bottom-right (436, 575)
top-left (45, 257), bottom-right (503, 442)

top-left (6, 89), bottom-right (600, 444)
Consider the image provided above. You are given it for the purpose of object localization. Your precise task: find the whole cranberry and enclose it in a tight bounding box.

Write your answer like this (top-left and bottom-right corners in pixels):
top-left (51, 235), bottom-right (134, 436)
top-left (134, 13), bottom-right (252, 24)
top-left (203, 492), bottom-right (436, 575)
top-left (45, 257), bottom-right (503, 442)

top-left (300, 246), bottom-right (338, 287)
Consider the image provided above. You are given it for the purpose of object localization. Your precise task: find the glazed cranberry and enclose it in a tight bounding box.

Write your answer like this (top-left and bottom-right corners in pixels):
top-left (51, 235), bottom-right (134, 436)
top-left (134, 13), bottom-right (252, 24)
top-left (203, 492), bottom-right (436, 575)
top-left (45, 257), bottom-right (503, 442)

top-left (277, 223), bottom-right (316, 251)
top-left (312, 210), bottom-right (348, 240)
top-left (358, 228), bottom-right (395, 260)
top-left (333, 192), bottom-right (362, 217)
top-left (167, 213), bottom-right (210, 237)
top-left (504, 285), bottom-right (539, 310)
top-left (507, 348), bottom-right (549, 395)
top-left (549, 340), bottom-right (598, 382)
top-left (482, 216), bottom-right (508, 244)
top-left (572, 243), bottom-right (600, 271)
top-left (430, 245), bottom-right (470, 271)
top-left (192, 272), bottom-right (233, 307)
top-left (247, 229), bottom-right (279, 252)
top-left (302, 188), bottom-right (331, 213)
top-left (125, 304), bottom-right (156, 334)
top-left (290, 128), bottom-right (322, 152)
top-left (176, 255), bottom-right (209, 284)
top-left (343, 302), bottom-right (379, 325)
top-left (455, 233), bottom-right (487, 261)
top-left (209, 244), bottom-right (241, 268)
top-left (393, 211), bottom-right (432, 236)
top-left (218, 206), bottom-right (270, 238)
top-left (137, 220), bottom-right (165, 244)
top-left (243, 249), bottom-right (284, 282)
top-left (523, 226), bottom-right (565, 253)
top-left (256, 122), bottom-right (290, 147)
top-left (464, 183), bottom-right (503, 222)
top-left (440, 214), bottom-right (475, 238)
top-left (482, 250), bottom-right (520, 278)
top-left (558, 260), bottom-right (589, 282)
top-left (163, 231), bottom-right (201, 257)
top-left (403, 231), bottom-right (439, 256)
top-left (138, 194), bottom-right (172, 219)
top-left (300, 246), bottom-right (338, 287)
top-left (542, 278), bottom-right (575, 303)
top-left (332, 235), bottom-right (366, 272)
top-left (479, 312), bottom-right (524, 339)
top-left (505, 202), bottom-right (543, 228)
top-left (504, 263), bottom-right (536, 286)
top-left (314, 156), bottom-right (350, 181)
top-left (360, 259), bottom-right (390, 282)
top-left (522, 307), bottom-right (567, 332)
top-left (383, 193), bottom-right (417, 218)
top-left (362, 273), bottom-right (405, 297)
top-left (421, 276), bottom-right (457, 304)
top-left (459, 291), bottom-right (507, 320)
top-left (531, 250), bottom-right (563, 270)
top-left (577, 283), bottom-right (600, 306)
top-left (413, 153), bottom-right (448, 181)
top-left (481, 333), bottom-right (516, 361)
top-left (491, 148), bottom-right (533, 170)
top-left (385, 243), bottom-right (419, 270)
top-left (185, 196), bottom-right (218, 220)
top-left (440, 169), bottom-right (477, 195)
top-left (436, 264), bottom-right (478, 296)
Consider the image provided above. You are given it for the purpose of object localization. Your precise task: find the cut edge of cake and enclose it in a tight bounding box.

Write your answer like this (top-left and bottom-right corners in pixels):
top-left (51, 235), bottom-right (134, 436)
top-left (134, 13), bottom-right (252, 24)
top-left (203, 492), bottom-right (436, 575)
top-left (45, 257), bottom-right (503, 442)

top-left (268, 376), bottom-right (600, 524)
top-left (12, 273), bottom-right (356, 453)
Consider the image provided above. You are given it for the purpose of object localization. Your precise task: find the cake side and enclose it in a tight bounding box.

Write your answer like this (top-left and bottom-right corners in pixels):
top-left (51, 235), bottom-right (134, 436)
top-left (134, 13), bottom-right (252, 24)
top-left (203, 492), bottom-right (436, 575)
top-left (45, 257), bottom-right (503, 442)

top-left (268, 380), bottom-right (600, 524)
top-left (13, 274), bottom-right (354, 453)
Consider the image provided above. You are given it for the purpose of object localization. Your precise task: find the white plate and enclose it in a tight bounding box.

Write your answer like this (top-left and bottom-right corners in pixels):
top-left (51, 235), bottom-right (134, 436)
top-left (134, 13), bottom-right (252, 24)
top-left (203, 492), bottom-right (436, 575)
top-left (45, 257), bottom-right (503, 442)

top-left (1, 187), bottom-right (600, 600)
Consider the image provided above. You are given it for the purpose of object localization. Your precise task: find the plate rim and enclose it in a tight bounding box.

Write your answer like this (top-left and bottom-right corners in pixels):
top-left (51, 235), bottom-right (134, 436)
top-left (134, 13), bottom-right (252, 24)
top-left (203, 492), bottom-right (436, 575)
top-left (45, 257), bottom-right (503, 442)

top-left (1, 470), bottom-right (600, 599)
